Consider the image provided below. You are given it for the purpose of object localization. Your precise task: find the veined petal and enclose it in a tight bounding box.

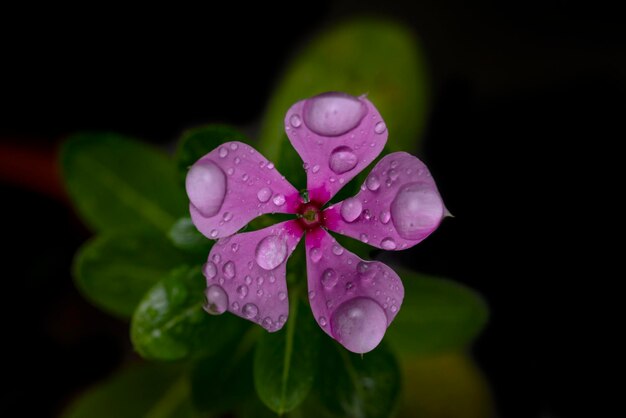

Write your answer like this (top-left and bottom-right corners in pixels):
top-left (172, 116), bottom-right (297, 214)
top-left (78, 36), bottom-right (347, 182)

top-left (324, 152), bottom-right (447, 251)
top-left (203, 221), bottom-right (303, 332)
top-left (284, 92), bottom-right (388, 204)
top-left (305, 228), bottom-right (403, 353)
top-left (187, 141), bottom-right (300, 239)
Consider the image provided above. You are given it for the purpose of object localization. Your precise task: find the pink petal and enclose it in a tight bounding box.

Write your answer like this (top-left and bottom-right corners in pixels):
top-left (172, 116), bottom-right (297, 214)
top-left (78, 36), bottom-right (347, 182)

top-left (324, 152), bottom-right (447, 251)
top-left (187, 141), bottom-right (300, 239)
top-left (305, 228), bottom-right (403, 354)
top-left (284, 92), bottom-right (388, 204)
top-left (203, 220), bottom-right (303, 332)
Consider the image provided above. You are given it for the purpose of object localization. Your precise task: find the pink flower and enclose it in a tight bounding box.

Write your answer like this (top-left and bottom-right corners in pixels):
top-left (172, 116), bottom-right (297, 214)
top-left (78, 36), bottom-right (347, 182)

top-left (186, 92), bottom-right (447, 353)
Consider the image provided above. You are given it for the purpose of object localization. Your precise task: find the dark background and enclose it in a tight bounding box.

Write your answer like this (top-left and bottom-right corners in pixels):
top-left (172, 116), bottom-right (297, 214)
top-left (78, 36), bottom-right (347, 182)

top-left (1, 1), bottom-right (622, 417)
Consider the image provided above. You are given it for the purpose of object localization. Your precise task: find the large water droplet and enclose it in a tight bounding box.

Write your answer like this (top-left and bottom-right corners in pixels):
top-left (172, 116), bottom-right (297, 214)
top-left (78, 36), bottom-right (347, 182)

top-left (330, 297), bottom-right (387, 353)
top-left (381, 237), bottom-right (397, 250)
top-left (223, 261), bottom-right (236, 279)
top-left (303, 92), bottom-right (367, 136)
top-left (321, 268), bottom-right (338, 289)
top-left (329, 146), bottom-right (358, 174)
top-left (186, 160), bottom-right (226, 217)
top-left (310, 247), bottom-right (322, 263)
top-left (255, 235), bottom-right (288, 270)
top-left (237, 285), bottom-right (249, 298)
top-left (203, 261), bottom-right (217, 279)
top-left (390, 182), bottom-right (444, 240)
top-left (257, 187), bottom-right (272, 203)
top-left (366, 174), bottom-right (380, 191)
top-left (204, 285), bottom-right (228, 315)
top-left (340, 197), bottom-right (362, 222)
top-left (242, 303), bottom-right (258, 319)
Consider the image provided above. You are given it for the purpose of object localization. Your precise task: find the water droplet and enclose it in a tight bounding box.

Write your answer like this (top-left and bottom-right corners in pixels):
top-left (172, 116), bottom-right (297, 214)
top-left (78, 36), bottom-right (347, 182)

top-left (262, 317), bottom-right (273, 330)
top-left (232, 301), bottom-right (239, 310)
top-left (267, 162), bottom-right (274, 169)
top-left (204, 285), bottom-right (228, 315)
top-left (360, 233), bottom-right (369, 243)
top-left (308, 291), bottom-right (316, 300)
top-left (388, 169), bottom-right (399, 180)
top-left (242, 173), bottom-right (249, 181)
top-left (312, 164), bottom-right (320, 174)
top-left (230, 143), bottom-right (239, 150)
top-left (237, 285), bottom-right (249, 298)
top-left (245, 275), bottom-right (253, 285)
top-left (231, 243), bottom-right (239, 252)
top-left (223, 212), bottom-right (233, 221)
top-left (363, 209), bottom-right (372, 220)
top-left (272, 194), bottom-right (285, 206)
top-left (257, 276), bottom-right (264, 285)
top-left (326, 300), bottom-right (334, 309)
top-left (210, 229), bottom-right (218, 238)
top-left (366, 174), bottom-right (380, 191)
top-left (255, 235), bottom-right (288, 270)
top-left (390, 182), bottom-right (444, 239)
top-left (242, 303), bottom-right (258, 319)
top-left (303, 92), bottom-right (367, 136)
top-left (374, 121), bottom-right (387, 134)
top-left (203, 261), bottom-right (217, 279)
top-left (247, 261), bottom-right (254, 271)
top-left (279, 315), bottom-right (287, 324)
top-left (257, 187), bottom-right (272, 202)
top-left (186, 160), bottom-right (226, 217)
top-left (223, 261), bottom-right (236, 278)
top-left (380, 211), bottom-right (391, 224)
top-left (310, 247), bottom-right (322, 263)
top-left (340, 197), bottom-right (362, 222)
top-left (357, 261), bottom-right (376, 281)
top-left (329, 146), bottom-right (358, 174)
top-left (257, 289), bottom-right (264, 296)
top-left (345, 281), bottom-right (354, 291)
top-left (259, 161), bottom-right (267, 168)
top-left (332, 244), bottom-right (344, 256)
top-left (302, 162), bottom-right (309, 171)
top-left (391, 305), bottom-right (398, 313)
top-left (219, 147), bottom-right (229, 158)
top-left (381, 237), bottom-right (397, 250)
top-left (290, 114), bottom-right (302, 128)
top-left (278, 291), bottom-right (287, 301)
top-left (330, 297), bottom-right (387, 353)
top-left (234, 157), bottom-right (241, 165)
top-left (321, 268), bottom-right (338, 289)
top-left (319, 316), bottom-right (327, 327)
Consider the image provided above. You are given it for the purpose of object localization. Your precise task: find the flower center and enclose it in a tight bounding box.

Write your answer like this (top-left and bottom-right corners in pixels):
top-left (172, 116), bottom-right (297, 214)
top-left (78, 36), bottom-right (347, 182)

top-left (297, 201), bottom-right (322, 230)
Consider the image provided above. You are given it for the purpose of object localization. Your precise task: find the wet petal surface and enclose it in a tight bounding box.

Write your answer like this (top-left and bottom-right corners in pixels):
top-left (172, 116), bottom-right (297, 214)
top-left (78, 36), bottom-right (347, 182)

top-left (305, 228), bottom-right (403, 353)
top-left (324, 152), bottom-right (446, 250)
top-left (188, 142), bottom-right (300, 239)
top-left (284, 92), bottom-right (388, 204)
top-left (203, 221), bottom-right (303, 332)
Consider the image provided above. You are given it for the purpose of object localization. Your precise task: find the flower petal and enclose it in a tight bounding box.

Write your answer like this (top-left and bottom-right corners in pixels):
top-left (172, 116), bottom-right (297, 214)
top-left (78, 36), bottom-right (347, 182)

top-left (305, 228), bottom-right (403, 353)
top-left (187, 141), bottom-right (300, 239)
top-left (203, 220), bottom-right (303, 332)
top-left (324, 152), bottom-right (447, 251)
top-left (284, 92), bottom-right (388, 204)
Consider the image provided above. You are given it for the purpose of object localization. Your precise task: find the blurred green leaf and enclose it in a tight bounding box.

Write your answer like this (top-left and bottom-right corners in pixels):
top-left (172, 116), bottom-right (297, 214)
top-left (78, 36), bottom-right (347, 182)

top-left (131, 265), bottom-right (246, 360)
top-left (386, 269), bottom-right (489, 357)
top-left (73, 230), bottom-right (192, 318)
top-left (259, 19), bottom-right (429, 166)
top-left (254, 298), bottom-right (320, 414)
top-left (316, 340), bottom-right (401, 418)
top-left (60, 132), bottom-right (186, 233)
top-left (62, 363), bottom-right (195, 418)
top-left (168, 217), bottom-right (212, 254)
top-left (174, 124), bottom-right (248, 185)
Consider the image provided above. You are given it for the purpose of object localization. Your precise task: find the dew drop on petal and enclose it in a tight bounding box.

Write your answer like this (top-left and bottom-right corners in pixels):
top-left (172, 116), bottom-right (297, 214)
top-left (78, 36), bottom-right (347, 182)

top-left (390, 182), bottom-right (444, 240)
top-left (330, 297), bottom-right (387, 353)
top-left (356, 261), bottom-right (376, 281)
top-left (262, 317), bottom-right (273, 330)
top-left (319, 316), bottom-right (327, 327)
top-left (230, 143), bottom-right (239, 151)
top-left (366, 174), bottom-right (380, 191)
top-left (278, 291), bottom-right (287, 301)
top-left (312, 164), bottom-right (320, 174)
top-left (210, 229), bottom-right (218, 238)
top-left (381, 237), bottom-right (397, 250)
top-left (257, 187), bottom-right (272, 203)
top-left (340, 197), bottom-right (362, 223)
top-left (232, 301), bottom-right (239, 310)
top-left (212, 253), bottom-right (221, 263)
top-left (245, 275), bottom-right (253, 285)
top-left (204, 285), bottom-right (228, 315)
top-left (237, 285), bottom-right (249, 298)
top-left (321, 268), bottom-right (338, 289)
top-left (360, 233), bottom-right (369, 243)
top-left (329, 146), bottom-right (358, 174)
top-left (186, 160), bottom-right (226, 217)
top-left (231, 243), bottom-right (239, 253)
top-left (290, 114), bottom-right (302, 128)
top-left (218, 147), bottom-right (229, 158)
top-left (223, 261), bottom-right (236, 278)
top-left (303, 92), bottom-right (367, 137)
top-left (242, 303), bottom-right (258, 319)
top-left (234, 157), bottom-right (241, 165)
top-left (272, 194), bottom-right (286, 206)
top-left (310, 247), bottom-right (322, 263)
top-left (380, 211), bottom-right (391, 224)
top-left (223, 212), bottom-right (232, 221)
top-left (203, 261), bottom-right (217, 279)
top-left (331, 244), bottom-right (344, 256)
top-left (309, 291), bottom-right (316, 300)
top-left (255, 235), bottom-right (288, 270)
top-left (374, 121), bottom-right (387, 134)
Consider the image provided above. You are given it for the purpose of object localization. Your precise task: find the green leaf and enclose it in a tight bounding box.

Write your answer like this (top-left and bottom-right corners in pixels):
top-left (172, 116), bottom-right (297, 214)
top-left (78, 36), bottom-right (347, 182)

top-left (168, 217), bottom-right (213, 254)
top-left (259, 19), bottom-right (429, 165)
top-left (73, 230), bottom-right (192, 318)
top-left (253, 298), bottom-right (320, 414)
top-left (62, 363), bottom-right (195, 418)
top-left (131, 265), bottom-right (246, 360)
top-left (386, 269), bottom-right (489, 356)
top-left (61, 132), bottom-right (186, 233)
top-left (316, 340), bottom-right (401, 418)
top-left (174, 124), bottom-right (248, 185)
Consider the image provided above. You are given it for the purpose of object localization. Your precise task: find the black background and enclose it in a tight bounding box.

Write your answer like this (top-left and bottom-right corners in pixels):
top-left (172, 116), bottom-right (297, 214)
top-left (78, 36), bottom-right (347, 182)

top-left (1, 1), bottom-right (623, 417)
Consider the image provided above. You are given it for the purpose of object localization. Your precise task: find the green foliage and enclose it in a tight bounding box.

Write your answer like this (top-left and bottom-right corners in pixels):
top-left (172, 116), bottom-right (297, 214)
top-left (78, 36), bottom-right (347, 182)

top-left (254, 298), bottom-right (320, 414)
top-left (168, 217), bottom-right (213, 254)
top-left (131, 266), bottom-right (246, 360)
top-left (61, 132), bottom-right (186, 233)
top-left (386, 269), bottom-right (489, 357)
top-left (73, 230), bottom-right (192, 318)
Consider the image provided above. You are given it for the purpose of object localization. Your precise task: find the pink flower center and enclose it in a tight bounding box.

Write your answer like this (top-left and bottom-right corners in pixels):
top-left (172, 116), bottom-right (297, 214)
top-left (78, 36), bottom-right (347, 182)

top-left (296, 200), bottom-right (323, 231)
